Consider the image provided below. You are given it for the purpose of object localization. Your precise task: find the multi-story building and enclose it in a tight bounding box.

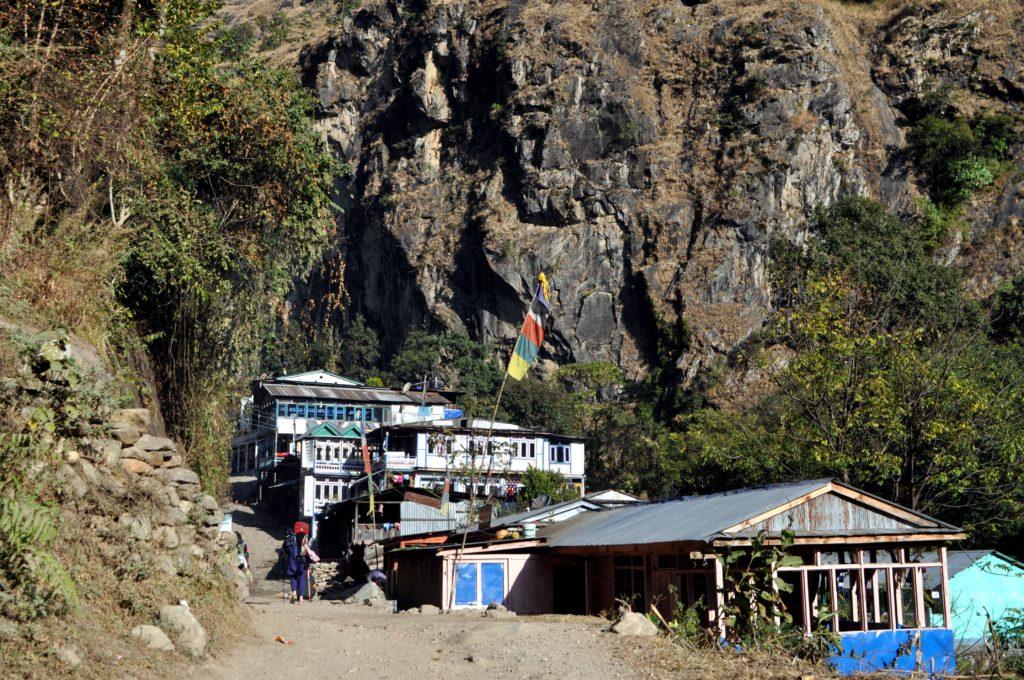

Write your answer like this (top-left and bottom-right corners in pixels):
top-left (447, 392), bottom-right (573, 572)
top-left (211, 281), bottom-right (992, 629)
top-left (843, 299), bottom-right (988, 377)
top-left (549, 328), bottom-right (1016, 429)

top-left (229, 369), bottom-right (460, 474)
top-left (229, 369), bottom-right (587, 548)
top-left (375, 417), bottom-right (587, 497)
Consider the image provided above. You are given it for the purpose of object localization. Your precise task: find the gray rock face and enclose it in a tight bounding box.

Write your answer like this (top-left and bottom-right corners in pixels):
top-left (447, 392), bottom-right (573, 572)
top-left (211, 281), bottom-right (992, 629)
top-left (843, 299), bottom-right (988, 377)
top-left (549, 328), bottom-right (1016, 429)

top-left (610, 611), bottom-right (658, 636)
top-left (298, 0), bottom-right (1023, 389)
top-left (159, 604), bottom-right (207, 658)
top-left (131, 624), bottom-right (175, 652)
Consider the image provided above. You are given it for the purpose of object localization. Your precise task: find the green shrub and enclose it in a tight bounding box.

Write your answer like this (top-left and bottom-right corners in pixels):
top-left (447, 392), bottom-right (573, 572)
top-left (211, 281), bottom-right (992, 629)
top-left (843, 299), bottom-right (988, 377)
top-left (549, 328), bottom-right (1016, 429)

top-left (910, 112), bottom-right (1018, 207)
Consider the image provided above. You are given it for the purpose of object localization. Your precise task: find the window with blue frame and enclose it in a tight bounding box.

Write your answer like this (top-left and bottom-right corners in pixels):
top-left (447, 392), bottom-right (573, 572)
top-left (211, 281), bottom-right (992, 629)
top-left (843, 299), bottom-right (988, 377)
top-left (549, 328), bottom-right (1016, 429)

top-left (316, 404), bottom-right (326, 419)
top-left (297, 404), bottom-right (307, 417)
top-left (354, 407), bottom-right (363, 421)
top-left (326, 406), bottom-right (335, 419)
top-left (277, 403), bottom-right (286, 416)
top-left (343, 406), bottom-right (353, 420)
top-left (287, 403), bottom-right (297, 417)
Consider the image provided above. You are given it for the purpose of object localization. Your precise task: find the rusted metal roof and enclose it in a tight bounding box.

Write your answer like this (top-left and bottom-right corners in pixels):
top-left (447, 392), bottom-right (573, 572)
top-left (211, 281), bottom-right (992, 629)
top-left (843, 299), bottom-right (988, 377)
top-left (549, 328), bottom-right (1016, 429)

top-left (539, 480), bottom-right (962, 548)
top-left (262, 383), bottom-right (451, 405)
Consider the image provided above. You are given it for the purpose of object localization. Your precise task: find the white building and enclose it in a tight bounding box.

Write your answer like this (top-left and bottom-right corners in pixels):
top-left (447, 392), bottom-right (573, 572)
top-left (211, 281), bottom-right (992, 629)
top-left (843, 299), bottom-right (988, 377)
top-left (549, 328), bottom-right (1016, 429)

top-left (229, 370), bottom-right (460, 474)
top-left (376, 417), bottom-right (586, 496)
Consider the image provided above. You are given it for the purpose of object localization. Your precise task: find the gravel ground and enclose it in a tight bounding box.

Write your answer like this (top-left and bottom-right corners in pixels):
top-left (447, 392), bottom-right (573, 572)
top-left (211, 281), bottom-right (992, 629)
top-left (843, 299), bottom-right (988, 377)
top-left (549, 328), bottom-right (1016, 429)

top-left (203, 601), bottom-right (656, 680)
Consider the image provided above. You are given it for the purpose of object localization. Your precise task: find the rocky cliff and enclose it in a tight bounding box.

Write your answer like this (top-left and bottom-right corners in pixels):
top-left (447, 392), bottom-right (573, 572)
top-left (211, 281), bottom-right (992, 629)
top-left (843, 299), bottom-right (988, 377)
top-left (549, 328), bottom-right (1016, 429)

top-left (299, 0), bottom-right (1023, 382)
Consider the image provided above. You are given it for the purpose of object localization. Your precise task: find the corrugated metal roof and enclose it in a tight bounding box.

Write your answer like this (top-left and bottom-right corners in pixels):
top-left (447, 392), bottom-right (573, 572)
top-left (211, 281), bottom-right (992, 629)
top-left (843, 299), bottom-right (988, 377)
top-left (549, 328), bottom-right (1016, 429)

top-left (541, 480), bottom-right (834, 547)
top-left (263, 383), bottom-right (451, 405)
top-left (488, 498), bottom-right (601, 529)
top-left (538, 479), bottom-right (963, 548)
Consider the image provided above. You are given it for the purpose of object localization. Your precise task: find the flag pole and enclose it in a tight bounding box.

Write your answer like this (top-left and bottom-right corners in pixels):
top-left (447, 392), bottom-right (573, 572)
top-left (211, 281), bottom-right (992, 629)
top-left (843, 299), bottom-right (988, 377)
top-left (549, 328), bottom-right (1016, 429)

top-left (481, 281), bottom-right (541, 497)
top-left (446, 279), bottom-right (542, 610)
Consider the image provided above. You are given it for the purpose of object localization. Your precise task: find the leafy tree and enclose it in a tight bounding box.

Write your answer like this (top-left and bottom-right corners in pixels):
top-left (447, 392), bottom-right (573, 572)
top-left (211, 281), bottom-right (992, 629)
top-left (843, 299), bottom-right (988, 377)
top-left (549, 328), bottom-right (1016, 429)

top-left (388, 329), bottom-right (501, 397)
top-left (497, 376), bottom-right (581, 434)
top-left (990, 275), bottom-right (1024, 346)
top-left (774, 196), bottom-right (971, 332)
top-left (339, 315), bottom-right (381, 381)
top-left (519, 467), bottom-right (576, 507)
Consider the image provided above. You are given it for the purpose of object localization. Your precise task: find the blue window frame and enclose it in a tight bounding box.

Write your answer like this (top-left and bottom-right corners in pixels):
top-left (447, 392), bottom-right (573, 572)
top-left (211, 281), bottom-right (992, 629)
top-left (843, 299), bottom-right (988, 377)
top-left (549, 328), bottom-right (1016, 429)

top-left (454, 562), bottom-right (505, 607)
top-left (345, 406), bottom-right (355, 420)
top-left (297, 404), bottom-right (307, 418)
top-left (326, 406), bottom-right (335, 419)
top-left (277, 403), bottom-right (286, 416)
top-left (287, 403), bottom-right (297, 417)
top-left (455, 564), bottom-right (477, 606)
top-left (316, 404), bottom-right (326, 419)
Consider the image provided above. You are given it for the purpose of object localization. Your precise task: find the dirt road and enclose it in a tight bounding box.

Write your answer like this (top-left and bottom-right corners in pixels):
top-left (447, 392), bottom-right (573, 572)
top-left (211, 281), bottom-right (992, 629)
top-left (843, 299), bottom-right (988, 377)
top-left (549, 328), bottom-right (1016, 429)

top-left (204, 600), bottom-right (665, 680)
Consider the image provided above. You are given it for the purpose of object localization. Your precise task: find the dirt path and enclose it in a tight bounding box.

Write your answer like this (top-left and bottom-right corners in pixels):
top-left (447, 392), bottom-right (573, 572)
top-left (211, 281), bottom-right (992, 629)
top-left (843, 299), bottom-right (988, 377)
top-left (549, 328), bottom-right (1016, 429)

top-left (213, 475), bottom-right (671, 679)
top-left (204, 601), bottom-right (655, 680)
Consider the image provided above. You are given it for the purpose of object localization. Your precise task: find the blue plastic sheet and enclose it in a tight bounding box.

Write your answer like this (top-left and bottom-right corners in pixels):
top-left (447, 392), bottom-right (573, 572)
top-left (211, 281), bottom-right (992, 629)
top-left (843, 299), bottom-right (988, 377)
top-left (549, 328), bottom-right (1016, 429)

top-left (455, 563), bottom-right (477, 606)
top-left (830, 629), bottom-right (956, 675)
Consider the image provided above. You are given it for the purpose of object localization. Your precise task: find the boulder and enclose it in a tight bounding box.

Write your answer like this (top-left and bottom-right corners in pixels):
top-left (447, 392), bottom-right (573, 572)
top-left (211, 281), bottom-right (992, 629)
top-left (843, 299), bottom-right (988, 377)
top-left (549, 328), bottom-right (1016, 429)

top-left (483, 608), bottom-right (516, 619)
top-left (159, 604), bottom-right (206, 658)
top-left (77, 459), bottom-right (101, 486)
top-left (111, 408), bottom-right (151, 433)
top-left (154, 468), bottom-right (200, 487)
top-left (486, 602), bottom-right (507, 611)
top-left (159, 506), bottom-right (188, 527)
top-left (196, 494), bottom-right (219, 512)
top-left (610, 611), bottom-right (658, 636)
top-left (202, 510), bottom-right (224, 527)
top-left (135, 434), bottom-right (176, 452)
top-left (343, 582), bottom-right (386, 605)
top-left (131, 624), bottom-right (175, 652)
top-left (108, 424), bottom-right (141, 446)
top-left (153, 526), bottom-right (179, 549)
top-left (154, 554), bottom-right (178, 577)
top-left (91, 438), bottom-right (122, 466)
top-left (420, 604), bottom-right (441, 615)
top-left (178, 500), bottom-right (194, 516)
top-left (121, 446), bottom-right (163, 467)
top-left (59, 464), bottom-right (88, 498)
top-left (163, 454), bottom-right (183, 468)
top-left (119, 512), bottom-right (153, 541)
top-left (121, 458), bottom-right (153, 475)
top-left (54, 642), bottom-right (82, 669)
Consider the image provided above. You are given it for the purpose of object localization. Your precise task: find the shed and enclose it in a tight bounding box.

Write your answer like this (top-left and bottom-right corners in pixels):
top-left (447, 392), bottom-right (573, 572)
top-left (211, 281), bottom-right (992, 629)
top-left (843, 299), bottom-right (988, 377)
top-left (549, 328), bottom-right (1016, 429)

top-left (386, 479), bottom-right (966, 675)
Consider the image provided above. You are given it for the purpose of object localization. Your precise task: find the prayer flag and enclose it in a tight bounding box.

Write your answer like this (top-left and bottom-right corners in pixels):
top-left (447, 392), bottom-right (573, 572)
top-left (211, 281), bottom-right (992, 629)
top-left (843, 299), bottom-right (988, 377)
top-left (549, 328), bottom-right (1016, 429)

top-left (440, 477), bottom-right (451, 515)
top-left (507, 273), bottom-right (551, 380)
top-left (361, 418), bottom-right (375, 517)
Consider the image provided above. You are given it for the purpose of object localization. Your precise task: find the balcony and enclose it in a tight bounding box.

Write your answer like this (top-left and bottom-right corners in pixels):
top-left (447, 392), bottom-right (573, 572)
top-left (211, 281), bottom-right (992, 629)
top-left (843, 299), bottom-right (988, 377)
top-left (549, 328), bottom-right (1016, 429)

top-left (385, 451), bottom-right (417, 470)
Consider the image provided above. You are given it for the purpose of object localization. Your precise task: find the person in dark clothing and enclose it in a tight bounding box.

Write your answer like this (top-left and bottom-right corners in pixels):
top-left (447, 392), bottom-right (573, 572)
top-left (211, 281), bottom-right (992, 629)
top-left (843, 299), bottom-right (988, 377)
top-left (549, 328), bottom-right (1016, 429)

top-left (286, 529), bottom-right (311, 604)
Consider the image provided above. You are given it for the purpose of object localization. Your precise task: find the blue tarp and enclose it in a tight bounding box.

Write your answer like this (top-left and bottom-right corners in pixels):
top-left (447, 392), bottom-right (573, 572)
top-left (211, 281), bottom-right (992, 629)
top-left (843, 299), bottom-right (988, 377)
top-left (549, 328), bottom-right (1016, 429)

top-left (830, 629), bottom-right (955, 675)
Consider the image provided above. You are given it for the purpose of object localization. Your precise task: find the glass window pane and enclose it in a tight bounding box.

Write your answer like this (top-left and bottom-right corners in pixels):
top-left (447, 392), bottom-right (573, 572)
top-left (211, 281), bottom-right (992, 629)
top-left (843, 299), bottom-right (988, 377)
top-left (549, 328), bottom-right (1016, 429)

top-left (895, 568), bottom-right (917, 628)
top-left (921, 567), bottom-right (945, 628)
top-left (865, 568), bottom-right (892, 629)
top-left (287, 403), bottom-right (297, 416)
top-left (277, 403), bottom-right (286, 416)
top-left (326, 406), bottom-right (334, 419)
top-left (296, 404), bottom-right (306, 417)
top-left (807, 570), bottom-right (835, 630)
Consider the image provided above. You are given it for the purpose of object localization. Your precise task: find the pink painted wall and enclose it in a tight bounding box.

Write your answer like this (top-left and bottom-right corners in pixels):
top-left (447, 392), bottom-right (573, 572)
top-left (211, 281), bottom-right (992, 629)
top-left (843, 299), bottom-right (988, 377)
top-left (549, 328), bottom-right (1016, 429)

top-left (439, 553), bottom-right (554, 613)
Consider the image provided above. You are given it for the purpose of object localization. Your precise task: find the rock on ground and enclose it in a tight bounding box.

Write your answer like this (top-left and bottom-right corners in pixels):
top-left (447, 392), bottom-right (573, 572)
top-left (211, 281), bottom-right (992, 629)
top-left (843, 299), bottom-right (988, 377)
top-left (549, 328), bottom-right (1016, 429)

top-left (131, 624), bottom-right (175, 652)
top-left (610, 611), bottom-right (658, 636)
top-left (159, 604), bottom-right (207, 658)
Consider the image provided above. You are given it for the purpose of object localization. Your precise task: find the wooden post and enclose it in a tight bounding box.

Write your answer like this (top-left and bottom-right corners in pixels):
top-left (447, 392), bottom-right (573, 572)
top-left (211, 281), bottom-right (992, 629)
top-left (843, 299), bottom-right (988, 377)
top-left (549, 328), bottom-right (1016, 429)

top-left (939, 546), bottom-right (951, 629)
top-left (713, 556), bottom-right (726, 640)
top-left (913, 565), bottom-right (926, 628)
top-left (800, 570), bottom-right (811, 634)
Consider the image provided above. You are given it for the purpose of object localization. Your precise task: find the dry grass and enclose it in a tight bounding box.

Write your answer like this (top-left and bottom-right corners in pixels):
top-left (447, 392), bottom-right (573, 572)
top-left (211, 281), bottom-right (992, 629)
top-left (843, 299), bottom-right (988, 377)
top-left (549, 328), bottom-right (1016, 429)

top-left (0, 475), bottom-right (247, 678)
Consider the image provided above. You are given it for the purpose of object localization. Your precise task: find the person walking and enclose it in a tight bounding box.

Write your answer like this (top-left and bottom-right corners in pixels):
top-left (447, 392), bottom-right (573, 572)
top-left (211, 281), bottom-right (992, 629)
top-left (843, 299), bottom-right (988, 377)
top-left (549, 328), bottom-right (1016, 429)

top-left (286, 522), bottom-right (311, 604)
